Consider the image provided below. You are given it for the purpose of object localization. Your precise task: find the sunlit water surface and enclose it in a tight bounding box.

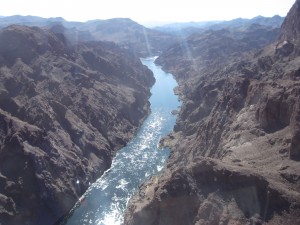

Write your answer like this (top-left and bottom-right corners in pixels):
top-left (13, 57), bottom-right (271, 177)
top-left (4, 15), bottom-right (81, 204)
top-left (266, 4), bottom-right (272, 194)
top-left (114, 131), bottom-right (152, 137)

top-left (61, 57), bottom-right (180, 225)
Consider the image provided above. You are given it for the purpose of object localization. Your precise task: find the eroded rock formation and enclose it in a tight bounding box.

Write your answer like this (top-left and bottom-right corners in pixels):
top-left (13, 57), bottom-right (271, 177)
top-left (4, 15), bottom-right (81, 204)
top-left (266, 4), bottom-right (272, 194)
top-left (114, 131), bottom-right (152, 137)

top-left (0, 25), bottom-right (154, 225)
top-left (125, 1), bottom-right (300, 224)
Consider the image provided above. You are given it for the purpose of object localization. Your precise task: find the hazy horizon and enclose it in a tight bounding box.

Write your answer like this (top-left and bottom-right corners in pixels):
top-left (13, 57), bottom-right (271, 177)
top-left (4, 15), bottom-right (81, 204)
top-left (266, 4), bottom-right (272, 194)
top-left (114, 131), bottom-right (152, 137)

top-left (0, 0), bottom-right (295, 26)
top-left (0, 14), bottom-right (288, 28)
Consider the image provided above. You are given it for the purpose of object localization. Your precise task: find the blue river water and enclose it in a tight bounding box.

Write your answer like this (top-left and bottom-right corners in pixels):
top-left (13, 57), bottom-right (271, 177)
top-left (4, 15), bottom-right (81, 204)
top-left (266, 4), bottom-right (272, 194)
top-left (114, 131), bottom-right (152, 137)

top-left (61, 57), bottom-right (180, 225)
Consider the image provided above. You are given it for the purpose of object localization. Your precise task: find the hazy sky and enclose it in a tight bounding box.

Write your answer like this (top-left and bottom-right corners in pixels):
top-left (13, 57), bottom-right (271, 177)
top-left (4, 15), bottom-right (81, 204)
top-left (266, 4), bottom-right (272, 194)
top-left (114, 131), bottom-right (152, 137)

top-left (0, 0), bottom-right (296, 24)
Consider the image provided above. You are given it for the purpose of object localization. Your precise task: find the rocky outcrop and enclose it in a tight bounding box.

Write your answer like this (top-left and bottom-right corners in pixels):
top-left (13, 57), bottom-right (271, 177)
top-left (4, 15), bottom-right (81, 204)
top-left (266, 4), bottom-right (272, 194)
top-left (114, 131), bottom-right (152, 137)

top-left (279, 0), bottom-right (300, 45)
top-left (0, 25), bottom-right (154, 225)
top-left (125, 158), bottom-right (300, 225)
top-left (125, 1), bottom-right (300, 224)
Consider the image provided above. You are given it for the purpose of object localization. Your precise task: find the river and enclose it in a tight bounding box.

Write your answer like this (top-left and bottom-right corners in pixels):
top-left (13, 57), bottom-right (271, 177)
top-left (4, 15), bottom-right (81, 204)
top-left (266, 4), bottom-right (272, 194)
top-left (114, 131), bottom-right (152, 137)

top-left (60, 57), bottom-right (180, 225)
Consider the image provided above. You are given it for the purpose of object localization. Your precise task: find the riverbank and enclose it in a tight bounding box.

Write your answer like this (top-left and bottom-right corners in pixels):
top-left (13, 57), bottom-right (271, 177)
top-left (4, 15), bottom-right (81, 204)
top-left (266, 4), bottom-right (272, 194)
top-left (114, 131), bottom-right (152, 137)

top-left (124, 2), bottom-right (300, 224)
top-left (0, 25), bottom-right (155, 225)
top-left (58, 57), bottom-right (180, 225)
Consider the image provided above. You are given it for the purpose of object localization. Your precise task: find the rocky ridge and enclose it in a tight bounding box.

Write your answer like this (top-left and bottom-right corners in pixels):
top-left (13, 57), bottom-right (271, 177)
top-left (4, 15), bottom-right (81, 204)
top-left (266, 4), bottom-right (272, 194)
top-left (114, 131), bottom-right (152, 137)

top-left (0, 15), bottom-right (284, 58)
top-left (74, 18), bottom-right (177, 57)
top-left (0, 16), bottom-right (178, 57)
top-left (0, 25), bottom-right (154, 225)
top-left (154, 15), bottom-right (284, 37)
top-left (124, 1), bottom-right (300, 224)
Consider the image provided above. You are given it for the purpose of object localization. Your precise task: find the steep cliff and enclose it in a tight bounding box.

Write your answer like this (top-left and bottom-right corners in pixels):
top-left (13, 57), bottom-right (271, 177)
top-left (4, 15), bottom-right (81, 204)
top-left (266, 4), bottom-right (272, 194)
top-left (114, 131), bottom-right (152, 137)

top-left (125, 1), bottom-right (300, 224)
top-left (0, 25), bottom-right (154, 225)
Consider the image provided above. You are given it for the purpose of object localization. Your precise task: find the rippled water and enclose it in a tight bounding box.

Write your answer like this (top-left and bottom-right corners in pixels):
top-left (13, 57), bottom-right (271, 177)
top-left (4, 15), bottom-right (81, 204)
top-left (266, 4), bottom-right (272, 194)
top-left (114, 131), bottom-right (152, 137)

top-left (61, 57), bottom-right (180, 225)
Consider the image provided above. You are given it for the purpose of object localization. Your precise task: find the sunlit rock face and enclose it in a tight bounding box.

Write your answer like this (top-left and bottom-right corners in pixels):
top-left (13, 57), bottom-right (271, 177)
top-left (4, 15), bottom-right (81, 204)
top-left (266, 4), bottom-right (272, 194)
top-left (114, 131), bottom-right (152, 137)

top-left (0, 25), bottom-right (154, 225)
top-left (125, 1), bottom-right (300, 225)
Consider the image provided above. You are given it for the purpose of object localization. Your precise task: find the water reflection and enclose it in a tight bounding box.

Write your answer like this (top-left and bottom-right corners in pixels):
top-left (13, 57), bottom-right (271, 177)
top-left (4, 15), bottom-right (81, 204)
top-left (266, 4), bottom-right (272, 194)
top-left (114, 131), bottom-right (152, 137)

top-left (61, 57), bottom-right (180, 225)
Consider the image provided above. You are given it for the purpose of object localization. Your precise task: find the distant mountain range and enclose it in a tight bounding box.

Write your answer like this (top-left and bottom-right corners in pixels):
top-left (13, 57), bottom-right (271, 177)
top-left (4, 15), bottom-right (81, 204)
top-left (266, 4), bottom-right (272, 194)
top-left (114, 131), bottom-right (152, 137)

top-left (0, 16), bottom-right (177, 57)
top-left (0, 15), bottom-right (285, 56)
top-left (154, 15), bottom-right (285, 36)
top-left (0, 15), bottom-right (81, 28)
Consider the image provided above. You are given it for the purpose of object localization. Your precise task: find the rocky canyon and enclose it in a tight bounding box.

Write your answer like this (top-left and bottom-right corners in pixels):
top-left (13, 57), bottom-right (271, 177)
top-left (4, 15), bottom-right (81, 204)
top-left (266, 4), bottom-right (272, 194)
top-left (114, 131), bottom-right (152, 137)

top-left (0, 1), bottom-right (299, 225)
top-left (0, 25), bottom-right (154, 225)
top-left (124, 1), bottom-right (300, 225)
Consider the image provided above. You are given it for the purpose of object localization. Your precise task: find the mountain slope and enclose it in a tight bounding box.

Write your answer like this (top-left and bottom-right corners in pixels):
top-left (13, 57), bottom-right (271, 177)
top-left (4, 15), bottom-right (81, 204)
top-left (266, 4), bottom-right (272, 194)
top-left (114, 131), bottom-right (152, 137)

top-left (0, 25), bottom-right (154, 225)
top-left (0, 16), bottom-right (177, 57)
top-left (124, 1), bottom-right (300, 225)
top-left (279, 0), bottom-right (300, 45)
top-left (74, 18), bottom-right (177, 57)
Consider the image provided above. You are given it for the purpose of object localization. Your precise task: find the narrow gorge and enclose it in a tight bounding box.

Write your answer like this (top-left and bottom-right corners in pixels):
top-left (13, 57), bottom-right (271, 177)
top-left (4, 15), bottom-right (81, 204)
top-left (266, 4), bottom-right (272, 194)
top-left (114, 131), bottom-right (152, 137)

top-left (58, 57), bottom-right (180, 225)
top-left (0, 25), bottom-right (154, 225)
top-left (124, 1), bottom-right (300, 225)
top-left (0, 1), bottom-right (299, 225)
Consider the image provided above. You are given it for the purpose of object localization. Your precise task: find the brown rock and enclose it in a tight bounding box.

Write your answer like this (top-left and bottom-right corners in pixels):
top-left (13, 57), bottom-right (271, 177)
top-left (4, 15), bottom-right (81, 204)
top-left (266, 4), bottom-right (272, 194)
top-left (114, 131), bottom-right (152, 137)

top-left (279, 0), bottom-right (300, 46)
top-left (290, 102), bottom-right (300, 159)
top-left (125, 158), bottom-right (299, 225)
top-left (0, 25), bottom-right (154, 225)
top-left (125, 2), bottom-right (300, 224)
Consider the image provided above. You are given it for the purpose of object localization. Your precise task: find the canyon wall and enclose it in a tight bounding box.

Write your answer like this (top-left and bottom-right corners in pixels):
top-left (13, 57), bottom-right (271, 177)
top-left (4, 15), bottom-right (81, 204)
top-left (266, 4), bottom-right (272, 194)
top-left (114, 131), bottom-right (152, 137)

top-left (125, 1), bottom-right (300, 224)
top-left (0, 25), bottom-right (154, 225)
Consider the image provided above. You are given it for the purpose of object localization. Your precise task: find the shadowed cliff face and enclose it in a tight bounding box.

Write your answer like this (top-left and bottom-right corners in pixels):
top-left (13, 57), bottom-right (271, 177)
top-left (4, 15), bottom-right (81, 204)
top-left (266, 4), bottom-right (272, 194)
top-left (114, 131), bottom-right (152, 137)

top-left (279, 0), bottom-right (300, 45)
top-left (124, 1), bottom-right (300, 225)
top-left (0, 25), bottom-right (154, 225)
